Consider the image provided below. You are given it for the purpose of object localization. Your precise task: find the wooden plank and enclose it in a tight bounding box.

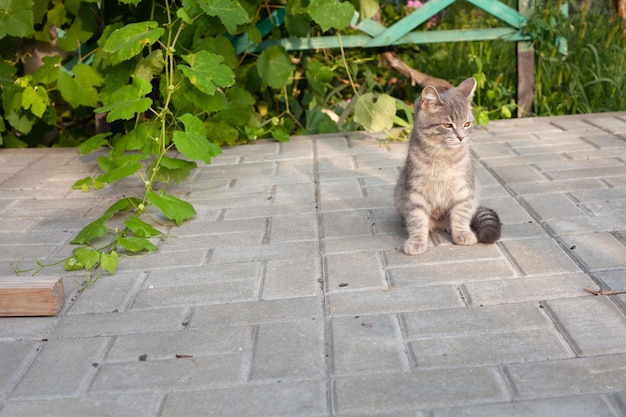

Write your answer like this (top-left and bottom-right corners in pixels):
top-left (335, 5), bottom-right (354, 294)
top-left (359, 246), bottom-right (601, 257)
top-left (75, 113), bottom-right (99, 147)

top-left (365, 0), bottom-right (456, 47)
top-left (0, 276), bottom-right (65, 317)
top-left (517, 0), bottom-right (534, 116)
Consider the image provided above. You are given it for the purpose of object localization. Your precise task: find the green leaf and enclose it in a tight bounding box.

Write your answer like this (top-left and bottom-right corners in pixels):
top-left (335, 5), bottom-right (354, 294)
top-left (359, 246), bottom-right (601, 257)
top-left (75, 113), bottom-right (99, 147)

top-left (150, 156), bottom-right (197, 184)
top-left (116, 236), bottom-right (158, 253)
top-left (256, 45), bottom-right (295, 89)
top-left (64, 257), bottom-right (84, 271)
top-left (78, 133), bottom-right (111, 155)
top-left (194, 0), bottom-right (250, 34)
top-left (72, 247), bottom-right (100, 270)
top-left (73, 176), bottom-right (93, 192)
top-left (0, 0), bottom-right (34, 40)
top-left (57, 64), bottom-right (101, 108)
top-left (71, 214), bottom-right (113, 244)
top-left (94, 85), bottom-right (153, 122)
top-left (100, 250), bottom-right (119, 275)
top-left (359, 0), bottom-right (379, 19)
top-left (103, 21), bottom-right (165, 64)
top-left (173, 113), bottom-right (222, 164)
top-left (21, 86), bottom-right (49, 118)
top-left (96, 163), bottom-right (143, 184)
top-left (124, 217), bottom-right (162, 238)
top-left (33, 56), bottom-right (61, 84)
top-left (134, 50), bottom-right (164, 82)
top-left (147, 190), bottom-right (196, 225)
top-left (105, 197), bottom-right (143, 215)
top-left (306, 0), bottom-right (354, 32)
top-left (179, 51), bottom-right (235, 96)
top-left (354, 93), bottom-right (396, 132)
top-left (271, 126), bottom-right (290, 142)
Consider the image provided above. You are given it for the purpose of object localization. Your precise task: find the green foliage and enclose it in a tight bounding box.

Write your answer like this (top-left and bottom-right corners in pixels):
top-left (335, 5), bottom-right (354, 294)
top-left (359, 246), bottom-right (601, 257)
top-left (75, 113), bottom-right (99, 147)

top-left (526, 0), bottom-right (626, 115)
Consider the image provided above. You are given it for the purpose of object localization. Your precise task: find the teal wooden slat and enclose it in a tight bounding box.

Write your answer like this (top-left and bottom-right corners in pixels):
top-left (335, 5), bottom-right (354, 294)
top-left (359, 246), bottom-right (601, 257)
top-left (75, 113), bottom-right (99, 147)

top-left (466, 0), bottom-right (527, 28)
top-left (242, 28), bottom-right (528, 53)
top-left (365, 0), bottom-right (456, 47)
top-left (232, 9), bottom-right (286, 54)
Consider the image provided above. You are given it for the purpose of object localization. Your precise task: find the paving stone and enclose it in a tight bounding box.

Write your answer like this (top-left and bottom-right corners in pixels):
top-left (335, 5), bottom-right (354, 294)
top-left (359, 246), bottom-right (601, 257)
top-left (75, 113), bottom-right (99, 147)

top-left (594, 269), bottom-right (626, 291)
top-left (274, 182), bottom-right (316, 204)
top-left (498, 222), bottom-right (548, 240)
top-left (161, 381), bottom-right (328, 417)
top-left (506, 354), bottom-right (626, 399)
top-left (403, 303), bottom-right (549, 338)
top-left (430, 395), bottom-right (620, 417)
top-left (521, 194), bottom-right (587, 220)
top-left (0, 317), bottom-right (57, 341)
top-left (318, 155), bottom-right (355, 172)
top-left (501, 238), bottom-right (580, 276)
top-left (333, 368), bottom-right (508, 414)
top-left (261, 257), bottom-right (321, 299)
top-left (223, 202), bottom-right (316, 220)
top-left (384, 244), bottom-right (503, 268)
top-left (210, 241), bottom-right (317, 263)
top-left (328, 286), bottom-right (464, 317)
top-left (462, 273), bottom-right (596, 305)
top-left (142, 262), bottom-right (260, 287)
top-left (545, 166), bottom-right (626, 181)
top-left (116, 249), bottom-right (207, 272)
top-left (69, 272), bottom-right (145, 314)
top-left (251, 320), bottom-right (325, 380)
top-left (190, 297), bottom-right (322, 327)
top-left (54, 308), bottom-right (187, 338)
top-left (388, 259), bottom-right (515, 287)
top-left (476, 197), bottom-right (534, 224)
top-left (587, 116), bottom-right (626, 134)
top-left (488, 165), bottom-right (545, 183)
top-left (507, 178), bottom-right (606, 196)
top-left (319, 178), bottom-right (363, 201)
top-left (0, 393), bottom-right (159, 417)
top-left (545, 296), bottom-right (626, 356)
top-left (562, 233), bottom-right (626, 271)
top-left (106, 327), bottom-right (250, 362)
top-left (325, 252), bottom-right (386, 291)
top-left (409, 328), bottom-right (571, 369)
top-left (583, 199), bottom-right (626, 217)
top-left (331, 314), bottom-right (407, 375)
top-left (0, 342), bottom-right (38, 403)
top-left (546, 215), bottom-right (626, 235)
top-left (12, 338), bottom-right (109, 399)
top-left (91, 353), bottom-right (242, 391)
top-left (131, 279), bottom-right (258, 309)
top-left (270, 214), bottom-right (318, 242)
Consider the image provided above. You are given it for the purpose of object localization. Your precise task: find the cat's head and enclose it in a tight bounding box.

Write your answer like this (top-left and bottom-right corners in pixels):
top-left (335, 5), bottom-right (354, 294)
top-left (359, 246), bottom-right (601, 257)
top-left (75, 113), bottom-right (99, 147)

top-left (416, 77), bottom-right (477, 147)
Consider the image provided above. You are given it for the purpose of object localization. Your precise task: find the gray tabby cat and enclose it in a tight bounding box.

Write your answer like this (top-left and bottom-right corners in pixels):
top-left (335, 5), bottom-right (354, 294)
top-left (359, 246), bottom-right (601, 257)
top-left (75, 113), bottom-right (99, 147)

top-left (394, 77), bottom-right (501, 255)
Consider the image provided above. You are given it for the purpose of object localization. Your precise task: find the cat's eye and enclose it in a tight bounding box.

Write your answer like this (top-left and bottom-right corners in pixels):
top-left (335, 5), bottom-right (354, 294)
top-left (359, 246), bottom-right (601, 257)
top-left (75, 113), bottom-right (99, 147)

top-left (464, 121), bottom-right (471, 127)
top-left (442, 123), bottom-right (453, 129)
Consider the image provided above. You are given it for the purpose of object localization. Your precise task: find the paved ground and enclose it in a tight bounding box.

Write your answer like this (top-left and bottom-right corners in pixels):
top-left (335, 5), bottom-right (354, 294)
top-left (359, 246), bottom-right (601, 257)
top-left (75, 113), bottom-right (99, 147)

top-left (1, 112), bottom-right (626, 417)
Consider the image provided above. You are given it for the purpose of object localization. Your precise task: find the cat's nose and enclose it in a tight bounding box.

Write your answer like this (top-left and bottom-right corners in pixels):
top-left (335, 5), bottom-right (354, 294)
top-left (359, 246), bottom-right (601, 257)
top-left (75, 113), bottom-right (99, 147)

top-left (457, 136), bottom-right (465, 142)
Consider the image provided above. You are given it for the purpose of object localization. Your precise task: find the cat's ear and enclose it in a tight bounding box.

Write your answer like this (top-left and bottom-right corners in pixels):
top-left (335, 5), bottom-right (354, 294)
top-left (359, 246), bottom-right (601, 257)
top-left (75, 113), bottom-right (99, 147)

top-left (420, 85), bottom-right (443, 112)
top-left (457, 77), bottom-right (477, 102)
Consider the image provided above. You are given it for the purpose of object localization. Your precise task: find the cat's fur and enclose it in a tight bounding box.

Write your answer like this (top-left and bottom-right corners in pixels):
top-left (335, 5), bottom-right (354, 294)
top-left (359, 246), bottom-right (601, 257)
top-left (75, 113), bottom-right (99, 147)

top-left (394, 77), bottom-right (501, 255)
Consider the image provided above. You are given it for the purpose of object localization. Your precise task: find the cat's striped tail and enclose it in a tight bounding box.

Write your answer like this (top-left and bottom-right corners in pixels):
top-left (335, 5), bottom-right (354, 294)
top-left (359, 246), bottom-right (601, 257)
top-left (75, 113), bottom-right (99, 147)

top-left (471, 207), bottom-right (501, 243)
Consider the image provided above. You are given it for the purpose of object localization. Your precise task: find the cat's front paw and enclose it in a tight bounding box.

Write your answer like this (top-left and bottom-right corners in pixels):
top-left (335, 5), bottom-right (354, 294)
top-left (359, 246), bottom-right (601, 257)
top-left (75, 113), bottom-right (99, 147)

top-left (404, 239), bottom-right (428, 255)
top-left (452, 231), bottom-right (478, 246)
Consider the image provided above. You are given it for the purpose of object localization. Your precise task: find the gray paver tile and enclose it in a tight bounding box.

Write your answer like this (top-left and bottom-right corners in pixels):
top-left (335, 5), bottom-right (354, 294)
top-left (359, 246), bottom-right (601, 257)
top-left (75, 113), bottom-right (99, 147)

top-left (562, 233), bottom-right (626, 271)
top-left (91, 353), bottom-right (242, 391)
top-left (54, 308), bottom-right (187, 338)
top-left (142, 262), bottom-right (260, 287)
top-left (331, 314), bottom-right (407, 375)
top-left (501, 238), bottom-right (580, 276)
top-left (506, 354), bottom-right (626, 399)
top-left (210, 241), bottom-right (317, 263)
top-left (270, 214), bottom-right (318, 242)
top-left (69, 272), bottom-right (144, 314)
top-left (0, 393), bottom-right (159, 417)
top-left (161, 381), bottom-right (328, 417)
top-left (521, 193), bottom-right (587, 220)
top-left (328, 286), bottom-right (464, 317)
top-left (462, 273), bottom-right (596, 305)
top-left (325, 252), bottom-right (386, 291)
top-left (251, 320), bottom-right (325, 380)
top-left (107, 327), bottom-right (250, 362)
top-left (409, 328), bottom-right (571, 369)
top-left (322, 211), bottom-right (373, 238)
top-left (11, 338), bottom-right (109, 399)
top-left (262, 257), bottom-right (321, 299)
top-left (190, 297), bottom-right (322, 327)
top-left (545, 296), bottom-right (626, 356)
top-left (389, 259), bottom-right (515, 287)
top-left (430, 395), bottom-right (620, 417)
top-left (333, 368), bottom-right (509, 414)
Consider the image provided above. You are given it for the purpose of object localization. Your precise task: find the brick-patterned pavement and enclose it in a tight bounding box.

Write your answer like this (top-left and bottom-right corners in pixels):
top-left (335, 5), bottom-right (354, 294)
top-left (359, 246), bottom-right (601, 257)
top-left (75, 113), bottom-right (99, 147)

top-left (1, 112), bottom-right (626, 417)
